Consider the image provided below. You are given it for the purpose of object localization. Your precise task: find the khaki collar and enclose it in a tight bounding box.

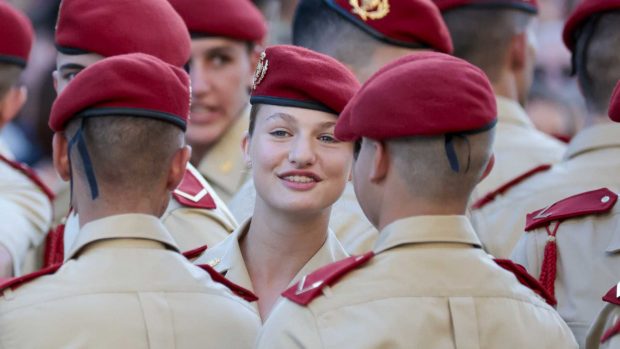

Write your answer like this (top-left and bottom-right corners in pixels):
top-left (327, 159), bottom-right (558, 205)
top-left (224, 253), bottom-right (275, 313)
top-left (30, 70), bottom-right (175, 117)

top-left (373, 215), bottom-right (482, 254)
top-left (198, 106), bottom-right (250, 197)
top-left (67, 214), bottom-right (179, 260)
top-left (564, 123), bottom-right (620, 160)
top-left (0, 139), bottom-right (13, 159)
top-left (496, 96), bottom-right (535, 129)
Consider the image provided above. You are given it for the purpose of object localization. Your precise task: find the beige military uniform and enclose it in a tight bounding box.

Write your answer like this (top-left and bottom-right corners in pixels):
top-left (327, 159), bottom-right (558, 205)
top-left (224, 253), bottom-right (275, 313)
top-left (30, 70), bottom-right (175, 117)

top-left (471, 123), bottom-right (620, 258)
top-left (62, 163), bottom-right (237, 258)
top-left (197, 107), bottom-right (250, 204)
top-left (195, 218), bottom-right (348, 314)
top-left (229, 181), bottom-right (377, 255)
top-left (511, 192), bottom-right (620, 348)
top-left (256, 215), bottom-right (577, 349)
top-left (0, 214), bottom-right (260, 348)
top-left (0, 140), bottom-right (53, 276)
top-left (587, 296), bottom-right (620, 349)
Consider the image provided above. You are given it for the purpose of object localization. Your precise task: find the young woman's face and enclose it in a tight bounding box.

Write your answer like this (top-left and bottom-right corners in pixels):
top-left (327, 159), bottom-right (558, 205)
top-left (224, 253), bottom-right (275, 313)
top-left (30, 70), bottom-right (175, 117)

top-left (246, 105), bottom-right (353, 215)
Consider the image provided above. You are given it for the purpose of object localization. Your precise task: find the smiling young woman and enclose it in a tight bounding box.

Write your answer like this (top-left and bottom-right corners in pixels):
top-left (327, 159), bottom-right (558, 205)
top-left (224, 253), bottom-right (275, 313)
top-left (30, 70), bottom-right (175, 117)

top-left (195, 45), bottom-right (360, 320)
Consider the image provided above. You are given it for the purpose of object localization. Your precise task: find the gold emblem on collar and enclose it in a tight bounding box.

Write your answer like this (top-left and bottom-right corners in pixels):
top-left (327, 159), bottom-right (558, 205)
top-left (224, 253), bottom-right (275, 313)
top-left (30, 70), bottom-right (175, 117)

top-left (252, 51), bottom-right (269, 90)
top-left (349, 0), bottom-right (390, 21)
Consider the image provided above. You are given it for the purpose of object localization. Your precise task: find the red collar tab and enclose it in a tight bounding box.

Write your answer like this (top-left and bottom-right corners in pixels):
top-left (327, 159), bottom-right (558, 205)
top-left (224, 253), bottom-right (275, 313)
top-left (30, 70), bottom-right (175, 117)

top-left (173, 169), bottom-right (216, 210)
top-left (0, 154), bottom-right (55, 201)
top-left (43, 223), bottom-right (66, 268)
top-left (282, 251), bottom-right (375, 306)
top-left (494, 258), bottom-right (557, 306)
top-left (603, 284), bottom-right (620, 306)
top-left (0, 263), bottom-right (62, 293)
top-left (196, 264), bottom-right (258, 302)
top-left (182, 244), bottom-right (208, 260)
top-left (471, 164), bottom-right (551, 210)
top-left (525, 188), bottom-right (618, 231)
top-left (601, 318), bottom-right (620, 344)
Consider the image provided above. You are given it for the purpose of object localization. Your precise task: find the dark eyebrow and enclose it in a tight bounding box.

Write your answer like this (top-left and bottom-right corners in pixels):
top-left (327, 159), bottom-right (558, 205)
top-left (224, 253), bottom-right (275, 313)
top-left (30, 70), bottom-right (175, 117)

top-left (59, 63), bottom-right (86, 71)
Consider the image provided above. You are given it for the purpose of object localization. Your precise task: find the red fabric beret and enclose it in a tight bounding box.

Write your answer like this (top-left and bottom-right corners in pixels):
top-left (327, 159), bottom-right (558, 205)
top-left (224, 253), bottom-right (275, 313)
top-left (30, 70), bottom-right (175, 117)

top-left (610, 80), bottom-right (620, 122)
top-left (49, 53), bottom-right (190, 132)
top-left (433, 0), bottom-right (538, 13)
top-left (563, 0), bottom-right (620, 52)
top-left (250, 45), bottom-right (360, 115)
top-left (322, 0), bottom-right (452, 54)
top-left (170, 0), bottom-right (267, 43)
top-left (0, 1), bottom-right (34, 67)
top-left (335, 52), bottom-right (497, 141)
top-left (55, 0), bottom-right (191, 67)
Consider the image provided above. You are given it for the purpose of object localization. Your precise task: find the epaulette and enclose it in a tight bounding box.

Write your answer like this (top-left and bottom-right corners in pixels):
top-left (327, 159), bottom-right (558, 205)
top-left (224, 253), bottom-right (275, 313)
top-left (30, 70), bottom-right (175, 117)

top-left (173, 166), bottom-right (216, 210)
top-left (0, 263), bottom-right (62, 294)
top-left (471, 164), bottom-right (551, 210)
top-left (494, 258), bottom-right (556, 306)
top-left (524, 188), bottom-right (618, 300)
top-left (182, 244), bottom-right (208, 260)
top-left (601, 284), bottom-right (620, 344)
top-left (196, 263), bottom-right (258, 302)
top-left (0, 154), bottom-right (55, 201)
top-left (282, 251), bottom-right (374, 306)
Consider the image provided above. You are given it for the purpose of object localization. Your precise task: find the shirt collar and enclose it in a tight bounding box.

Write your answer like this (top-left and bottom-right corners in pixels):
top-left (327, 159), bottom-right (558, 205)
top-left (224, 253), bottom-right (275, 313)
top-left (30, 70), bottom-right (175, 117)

top-left (66, 213), bottom-right (179, 260)
top-left (495, 95), bottom-right (535, 129)
top-left (0, 139), bottom-right (13, 159)
top-left (292, 229), bottom-right (349, 285)
top-left (564, 123), bottom-right (620, 160)
top-left (373, 215), bottom-right (482, 254)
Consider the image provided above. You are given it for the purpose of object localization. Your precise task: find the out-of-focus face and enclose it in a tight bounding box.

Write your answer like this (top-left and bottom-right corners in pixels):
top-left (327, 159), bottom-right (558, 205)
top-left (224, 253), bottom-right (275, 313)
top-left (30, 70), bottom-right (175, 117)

top-left (54, 52), bottom-right (105, 93)
top-left (187, 37), bottom-right (257, 149)
top-left (246, 104), bottom-right (353, 215)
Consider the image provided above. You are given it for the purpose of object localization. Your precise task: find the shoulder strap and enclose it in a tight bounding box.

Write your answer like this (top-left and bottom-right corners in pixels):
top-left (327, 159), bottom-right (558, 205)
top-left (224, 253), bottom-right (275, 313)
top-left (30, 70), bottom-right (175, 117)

top-left (603, 284), bottom-right (620, 306)
top-left (494, 258), bottom-right (557, 306)
top-left (196, 263), bottom-right (258, 302)
top-left (0, 263), bottom-right (62, 293)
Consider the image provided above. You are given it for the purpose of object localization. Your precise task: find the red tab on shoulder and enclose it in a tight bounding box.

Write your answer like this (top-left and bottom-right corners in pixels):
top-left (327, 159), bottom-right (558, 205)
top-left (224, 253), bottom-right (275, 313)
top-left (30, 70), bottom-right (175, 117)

top-left (0, 263), bottom-right (62, 293)
top-left (196, 264), bottom-right (258, 302)
top-left (601, 320), bottom-right (620, 344)
top-left (471, 164), bottom-right (551, 210)
top-left (525, 188), bottom-right (618, 231)
top-left (0, 154), bottom-right (55, 201)
top-left (282, 251), bottom-right (375, 306)
top-left (182, 244), bottom-right (208, 260)
top-left (173, 167), bottom-right (216, 210)
top-left (603, 284), bottom-right (620, 306)
top-left (43, 223), bottom-right (65, 268)
top-left (494, 258), bottom-right (557, 306)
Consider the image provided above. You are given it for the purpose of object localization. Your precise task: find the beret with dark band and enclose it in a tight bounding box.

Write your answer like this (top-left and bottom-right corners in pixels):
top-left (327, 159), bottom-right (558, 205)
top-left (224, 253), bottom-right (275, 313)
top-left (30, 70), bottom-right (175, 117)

top-left (0, 1), bottom-right (34, 67)
top-left (433, 0), bottom-right (538, 13)
top-left (563, 0), bottom-right (620, 52)
top-left (610, 80), bottom-right (620, 123)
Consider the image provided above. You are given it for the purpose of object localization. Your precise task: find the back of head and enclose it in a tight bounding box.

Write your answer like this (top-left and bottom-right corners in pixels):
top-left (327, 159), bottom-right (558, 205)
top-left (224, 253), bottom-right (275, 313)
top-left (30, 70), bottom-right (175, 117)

top-left (0, 1), bottom-right (33, 97)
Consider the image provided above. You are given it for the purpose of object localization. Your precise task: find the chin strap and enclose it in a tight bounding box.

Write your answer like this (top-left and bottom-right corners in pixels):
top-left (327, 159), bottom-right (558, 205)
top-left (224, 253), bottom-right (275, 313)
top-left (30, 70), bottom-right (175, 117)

top-left (67, 119), bottom-right (99, 200)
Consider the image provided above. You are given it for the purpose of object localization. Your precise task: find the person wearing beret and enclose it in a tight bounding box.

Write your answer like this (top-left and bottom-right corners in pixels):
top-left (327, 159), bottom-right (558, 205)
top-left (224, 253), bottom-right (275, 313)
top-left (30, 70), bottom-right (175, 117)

top-left (194, 45), bottom-right (359, 321)
top-left (0, 2), bottom-right (53, 278)
top-left (169, 0), bottom-right (266, 204)
top-left (0, 53), bottom-right (260, 347)
top-left (44, 0), bottom-right (239, 275)
top-left (433, 0), bottom-right (566, 259)
top-left (230, 0), bottom-right (454, 257)
top-left (587, 284), bottom-right (620, 349)
top-left (256, 52), bottom-right (578, 349)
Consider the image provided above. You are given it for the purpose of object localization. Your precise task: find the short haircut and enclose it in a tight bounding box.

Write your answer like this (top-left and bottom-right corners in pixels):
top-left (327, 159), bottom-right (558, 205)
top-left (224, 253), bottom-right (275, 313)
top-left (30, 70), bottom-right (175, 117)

top-left (441, 7), bottom-right (533, 82)
top-left (574, 12), bottom-right (620, 115)
top-left (387, 129), bottom-right (495, 201)
top-left (65, 116), bottom-right (185, 196)
top-left (0, 63), bottom-right (23, 98)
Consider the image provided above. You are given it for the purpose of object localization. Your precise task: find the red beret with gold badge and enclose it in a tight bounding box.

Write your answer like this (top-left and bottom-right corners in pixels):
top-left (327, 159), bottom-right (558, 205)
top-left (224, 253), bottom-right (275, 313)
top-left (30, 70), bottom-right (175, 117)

top-left (610, 80), bottom-right (620, 122)
top-left (49, 53), bottom-right (190, 132)
top-left (433, 0), bottom-right (538, 13)
top-left (250, 45), bottom-right (360, 115)
top-left (335, 52), bottom-right (497, 141)
top-left (563, 0), bottom-right (620, 52)
top-left (0, 1), bottom-right (34, 67)
top-left (55, 0), bottom-right (191, 67)
top-left (170, 0), bottom-right (267, 43)
top-left (322, 0), bottom-right (453, 54)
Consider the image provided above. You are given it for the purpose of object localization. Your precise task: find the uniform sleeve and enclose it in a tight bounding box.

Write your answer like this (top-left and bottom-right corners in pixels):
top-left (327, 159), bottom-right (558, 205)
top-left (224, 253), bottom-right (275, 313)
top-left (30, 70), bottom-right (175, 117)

top-left (256, 301), bottom-right (324, 349)
top-left (510, 230), bottom-right (545, 278)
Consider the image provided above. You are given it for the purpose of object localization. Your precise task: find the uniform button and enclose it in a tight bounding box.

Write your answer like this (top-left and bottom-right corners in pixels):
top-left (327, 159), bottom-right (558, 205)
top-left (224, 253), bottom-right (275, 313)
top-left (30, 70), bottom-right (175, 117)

top-left (602, 196), bottom-right (611, 203)
top-left (208, 258), bottom-right (221, 267)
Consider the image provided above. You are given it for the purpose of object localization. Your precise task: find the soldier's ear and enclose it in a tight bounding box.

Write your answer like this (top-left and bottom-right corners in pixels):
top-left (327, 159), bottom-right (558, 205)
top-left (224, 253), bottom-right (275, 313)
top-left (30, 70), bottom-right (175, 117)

top-left (167, 145), bottom-right (191, 191)
top-left (0, 86), bottom-right (27, 128)
top-left (510, 32), bottom-right (527, 72)
top-left (52, 132), bottom-right (71, 181)
top-left (241, 131), bottom-right (252, 167)
top-left (479, 153), bottom-right (495, 182)
top-left (369, 140), bottom-right (389, 183)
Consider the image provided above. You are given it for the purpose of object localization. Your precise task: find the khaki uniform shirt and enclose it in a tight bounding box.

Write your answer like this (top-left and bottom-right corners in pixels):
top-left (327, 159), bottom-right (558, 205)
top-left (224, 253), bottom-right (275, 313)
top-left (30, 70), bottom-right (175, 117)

top-left (471, 123), bottom-right (620, 258)
top-left (197, 107), bottom-right (250, 204)
top-left (587, 301), bottom-right (620, 349)
top-left (195, 218), bottom-right (348, 314)
top-left (62, 163), bottom-right (237, 258)
top-left (0, 141), bottom-right (53, 276)
top-left (512, 201), bottom-right (620, 348)
top-left (0, 214), bottom-right (260, 348)
top-left (256, 215), bottom-right (578, 349)
top-left (229, 181), bottom-right (378, 255)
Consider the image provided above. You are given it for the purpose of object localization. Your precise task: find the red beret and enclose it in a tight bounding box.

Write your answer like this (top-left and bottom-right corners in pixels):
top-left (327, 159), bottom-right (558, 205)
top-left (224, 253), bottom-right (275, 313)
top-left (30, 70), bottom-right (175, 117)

top-left (563, 0), bottom-right (620, 52)
top-left (0, 1), bottom-right (34, 67)
top-left (49, 53), bottom-right (190, 132)
top-left (335, 52), bottom-right (497, 141)
top-left (322, 0), bottom-right (452, 54)
top-left (250, 45), bottom-right (360, 115)
top-left (610, 80), bottom-right (620, 122)
top-left (170, 0), bottom-right (267, 43)
top-left (433, 0), bottom-right (538, 13)
top-left (55, 0), bottom-right (191, 67)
